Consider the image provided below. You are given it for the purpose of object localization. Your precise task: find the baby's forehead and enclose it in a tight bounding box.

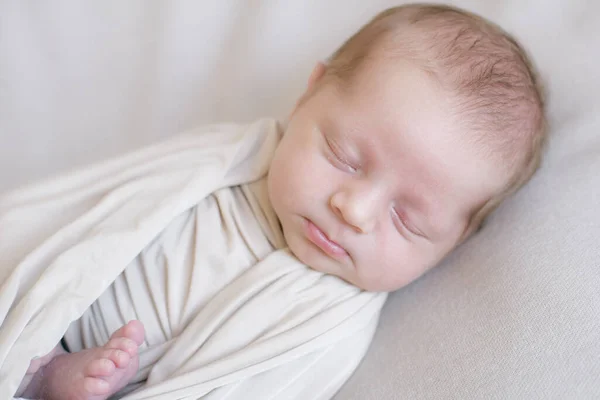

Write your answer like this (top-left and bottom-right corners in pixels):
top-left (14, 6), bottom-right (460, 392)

top-left (319, 56), bottom-right (515, 179)
top-left (344, 79), bottom-right (514, 175)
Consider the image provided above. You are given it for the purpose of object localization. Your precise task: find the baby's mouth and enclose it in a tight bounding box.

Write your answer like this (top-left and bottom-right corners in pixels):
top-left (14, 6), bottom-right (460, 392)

top-left (304, 218), bottom-right (349, 259)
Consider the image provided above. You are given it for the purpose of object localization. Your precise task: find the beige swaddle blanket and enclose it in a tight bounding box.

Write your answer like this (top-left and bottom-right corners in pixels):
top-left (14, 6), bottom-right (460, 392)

top-left (0, 118), bottom-right (386, 399)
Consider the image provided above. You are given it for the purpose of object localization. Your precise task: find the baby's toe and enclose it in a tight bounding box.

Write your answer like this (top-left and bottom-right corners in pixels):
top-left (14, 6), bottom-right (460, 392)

top-left (83, 376), bottom-right (111, 396)
top-left (85, 358), bottom-right (116, 377)
top-left (106, 337), bottom-right (138, 357)
top-left (109, 320), bottom-right (145, 345)
top-left (122, 320), bottom-right (145, 345)
top-left (104, 348), bottom-right (130, 369)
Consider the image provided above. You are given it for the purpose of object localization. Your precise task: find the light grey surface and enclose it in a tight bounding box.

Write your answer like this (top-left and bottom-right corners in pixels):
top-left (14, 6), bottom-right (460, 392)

top-left (2, 1), bottom-right (599, 399)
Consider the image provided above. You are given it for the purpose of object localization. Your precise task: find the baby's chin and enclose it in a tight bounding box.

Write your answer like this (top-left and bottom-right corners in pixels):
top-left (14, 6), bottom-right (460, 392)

top-left (286, 235), bottom-right (336, 273)
top-left (290, 247), bottom-right (362, 288)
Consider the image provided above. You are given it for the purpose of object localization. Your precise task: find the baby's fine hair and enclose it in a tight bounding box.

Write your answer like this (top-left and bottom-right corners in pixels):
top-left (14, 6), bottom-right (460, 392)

top-left (325, 3), bottom-right (547, 230)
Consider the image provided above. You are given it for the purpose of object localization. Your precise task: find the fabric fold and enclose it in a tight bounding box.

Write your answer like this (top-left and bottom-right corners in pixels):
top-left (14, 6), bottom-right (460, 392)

top-left (0, 118), bottom-right (386, 399)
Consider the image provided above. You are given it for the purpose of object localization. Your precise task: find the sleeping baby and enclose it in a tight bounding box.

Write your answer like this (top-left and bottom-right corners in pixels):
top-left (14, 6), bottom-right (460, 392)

top-left (14, 3), bottom-right (546, 399)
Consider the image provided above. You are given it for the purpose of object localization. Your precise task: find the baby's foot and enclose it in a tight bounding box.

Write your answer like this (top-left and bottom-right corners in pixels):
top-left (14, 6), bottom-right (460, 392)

top-left (16, 344), bottom-right (62, 397)
top-left (26, 320), bottom-right (144, 400)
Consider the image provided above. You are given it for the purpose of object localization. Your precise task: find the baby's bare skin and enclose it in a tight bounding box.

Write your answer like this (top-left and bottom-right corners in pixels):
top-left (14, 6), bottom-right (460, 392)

top-left (20, 320), bottom-right (144, 400)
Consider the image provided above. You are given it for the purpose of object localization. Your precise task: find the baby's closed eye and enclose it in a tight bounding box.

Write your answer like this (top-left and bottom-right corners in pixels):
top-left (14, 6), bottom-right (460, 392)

top-left (391, 207), bottom-right (427, 239)
top-left (324, 135), bottom-right (359, 173)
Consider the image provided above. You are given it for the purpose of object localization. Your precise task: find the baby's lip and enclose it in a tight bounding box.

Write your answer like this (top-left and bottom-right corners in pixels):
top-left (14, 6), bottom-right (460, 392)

top-left (305, 218), bottom-right (349, 259)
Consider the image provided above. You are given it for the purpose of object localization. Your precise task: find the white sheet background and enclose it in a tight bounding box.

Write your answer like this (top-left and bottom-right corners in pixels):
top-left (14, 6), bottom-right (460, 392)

top-left (0, 0), bottom-right (562, 194)
top-left (2, 1), bottom-right (600, 399)
top-left (1, 0), bottom-right (594, 191)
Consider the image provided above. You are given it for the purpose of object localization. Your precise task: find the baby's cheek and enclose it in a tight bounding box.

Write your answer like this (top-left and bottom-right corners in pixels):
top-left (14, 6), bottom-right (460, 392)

top-left (273, 138), bottom-right (334, 213)
top-left (365, 234), bottom-right (410, 290)
top-left (274, 155), bottom-right (313, 208)
top-left (291, 154), bottom-right (326, 191)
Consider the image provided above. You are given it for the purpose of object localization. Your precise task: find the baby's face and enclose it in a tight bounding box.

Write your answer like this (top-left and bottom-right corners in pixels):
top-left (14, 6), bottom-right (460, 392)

top-left (268, 60), bottom-right (505, 292)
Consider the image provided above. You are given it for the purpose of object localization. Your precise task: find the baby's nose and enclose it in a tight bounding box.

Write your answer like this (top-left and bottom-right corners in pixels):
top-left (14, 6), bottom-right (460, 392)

top-left (330, 189), bottom-right (379, 233)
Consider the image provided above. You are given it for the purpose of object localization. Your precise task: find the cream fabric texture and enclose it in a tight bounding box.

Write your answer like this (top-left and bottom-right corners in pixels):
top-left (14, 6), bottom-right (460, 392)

top-left (0, 119), bottom-right (386, 399)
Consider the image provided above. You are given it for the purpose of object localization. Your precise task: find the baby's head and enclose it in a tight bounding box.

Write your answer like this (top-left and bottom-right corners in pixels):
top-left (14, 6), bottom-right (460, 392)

top-left (267, 3), bottom-right (546, 292)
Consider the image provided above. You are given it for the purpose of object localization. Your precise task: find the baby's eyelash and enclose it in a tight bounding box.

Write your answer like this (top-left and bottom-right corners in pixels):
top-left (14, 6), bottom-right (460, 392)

top-left (392, 208), bottom-right (408, 231)
top-left (392, 208), bottom-right (424, 238)
top-left (325, 137), bottom-right (358, 172)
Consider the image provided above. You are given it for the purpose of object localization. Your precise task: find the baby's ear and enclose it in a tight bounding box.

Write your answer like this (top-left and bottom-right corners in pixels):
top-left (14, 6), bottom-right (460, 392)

top-left (307, 62), bottom-right (327, 91)
top-left (289, 62), bottom-right (328, 119)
